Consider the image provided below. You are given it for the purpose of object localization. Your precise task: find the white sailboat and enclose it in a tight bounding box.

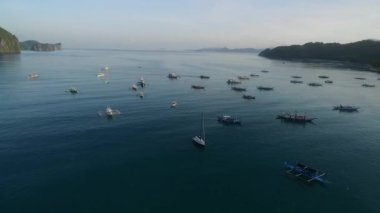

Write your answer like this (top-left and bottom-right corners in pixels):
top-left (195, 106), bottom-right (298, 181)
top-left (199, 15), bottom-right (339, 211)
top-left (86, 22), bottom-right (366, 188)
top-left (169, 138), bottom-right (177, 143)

top-left (193, 113), bottom-right (206, 146)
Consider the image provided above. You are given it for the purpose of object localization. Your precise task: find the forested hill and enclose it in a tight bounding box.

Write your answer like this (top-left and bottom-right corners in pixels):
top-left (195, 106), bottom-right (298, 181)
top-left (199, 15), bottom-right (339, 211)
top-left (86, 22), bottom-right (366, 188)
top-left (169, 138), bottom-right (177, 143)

top-left (259, 40), bottom-right (380, 68)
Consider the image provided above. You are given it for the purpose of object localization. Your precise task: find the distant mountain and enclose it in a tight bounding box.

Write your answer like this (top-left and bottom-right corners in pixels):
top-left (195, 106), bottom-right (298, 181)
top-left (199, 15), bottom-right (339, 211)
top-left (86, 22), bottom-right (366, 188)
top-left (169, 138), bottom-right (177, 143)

top-left (196, 47), bottom-right (261, 53)
top-left (259, 40), bottom-right (380, 68)
top-left (20, 40), bottom-right (62, 51)
top-left (0, 27), bottom-right (20, 54)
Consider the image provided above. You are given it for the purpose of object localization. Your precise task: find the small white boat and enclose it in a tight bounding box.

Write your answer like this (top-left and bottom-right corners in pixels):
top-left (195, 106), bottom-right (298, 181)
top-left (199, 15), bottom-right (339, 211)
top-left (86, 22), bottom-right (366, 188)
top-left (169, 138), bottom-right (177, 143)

top-left (131, 84), bottom-right (138, 91)
top-left (171, 101), bottom-right (177, 108)
top-left (193, 113), bottom-right (206, 147)
top-left (27, 73), bottom-right (39, 80)
top-left (139, 91), bottom-right (144, 98)
top-left (97, 72), bottom-right (105, 78)
top-left (98, 106), bottom-right (121, 118)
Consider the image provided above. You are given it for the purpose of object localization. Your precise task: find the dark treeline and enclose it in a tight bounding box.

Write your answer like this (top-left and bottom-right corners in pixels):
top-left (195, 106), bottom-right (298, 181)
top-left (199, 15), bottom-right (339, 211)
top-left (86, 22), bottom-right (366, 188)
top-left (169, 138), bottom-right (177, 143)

top-left (259, 40), bottom-right (380, 68)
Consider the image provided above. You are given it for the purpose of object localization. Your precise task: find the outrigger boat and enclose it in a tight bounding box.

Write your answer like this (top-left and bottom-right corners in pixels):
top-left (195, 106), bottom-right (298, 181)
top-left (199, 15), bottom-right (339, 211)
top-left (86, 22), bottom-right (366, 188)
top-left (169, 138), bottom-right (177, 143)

top-left (193, 113), bottom-right (206, 147)
top-left (66, 87), bottom-right (79, 94)
top-left (131, 84), bottom-right (138, 91)
top-left (333, 105), bottom-right (359, 112)
top-left (218, 115), bottom-right (241, 125)
top-left (168, 73), bottom-right (179, 79)
top-left (97, 72), bottom-right (105, 78)
top-left (27, 73), bottom-right (39, 80)
top-left (250, 74), bottom-right (260, 77)
top-left (277, 112), bottom-right (316, 123)
top-left (290, 80), bottom-right (303, 84)
top-left (200, 75), bottom-right (210, 79)
top-left (98, 106), bottom-right (121, 118)
top-left (362, 84), bottom-right (375, 88)
top-left (257, 86), bottom-right (274, 91)
top-left (231, 86), bottom-right (246, 92)
top-left (242, 94), bottom-right (255, 100)
top-left (191, 85), bottom-right (205, 89)
top-left (324, 80), bottom-right (333, 84)
top-left (238, 76), bottom-right (250, 80)
top-left (285, 162), bottom-right (326, 183)
top-left (226, 79), bottom-right (242, 84)
top-left (318, 75), bottom-right (329, 79)
top-left (308, 82), bottom-right (322, 87)
top-left (261, 70), bottom-right (269, 73)
top-left (355, 77), bottom-right (366, 80)
top-left (291, 75), bottom-right (302, 79)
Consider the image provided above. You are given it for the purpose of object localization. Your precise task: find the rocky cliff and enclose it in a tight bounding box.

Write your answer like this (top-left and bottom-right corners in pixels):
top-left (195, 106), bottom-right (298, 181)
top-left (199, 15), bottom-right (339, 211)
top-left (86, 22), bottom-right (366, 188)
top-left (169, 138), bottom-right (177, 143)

top-left (20, 40), bottom-right (62, 51)
top-left (0, 27), bottom-right (21, 54)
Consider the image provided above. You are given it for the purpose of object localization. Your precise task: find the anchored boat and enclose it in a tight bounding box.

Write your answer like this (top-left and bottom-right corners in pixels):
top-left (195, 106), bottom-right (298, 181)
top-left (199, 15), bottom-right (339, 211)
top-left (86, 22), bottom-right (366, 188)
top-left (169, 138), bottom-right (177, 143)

top-left (191, 85), bottom-right (205, 89)
top-left (238, 76), bottom-right (250, 80)
top-left (285, 162), bottom-right (326, 183)
top-left (318, 75), bottom-right (329, 79)
top-left (242, 94), bottom-right (255, 100)
top-left (200, 75), bottom-right (210, 79)
top-left (98, 106), bottom-right (121, 118)
top-left (227, 79), bottom-right (241, 84)
top-left (291, 75), bottom-right (302, 79)
top-left (324, 80), bottom-right (333, 84)
top-left (355, 77), bottom-right (366, 80)
top-left (308, 83), bottom-right (322, 87)
top-left (170, 101), bottom-right (177, 108)
top-left (231, 86), bottom-right (246, 92)
top-left (250, 74), bottom-right (259, 77)
top-left (277, 112), bottom-right (316, 123)
top-left (168, 73), bottom-right (179, 79)
top-left (137, 76), bottom-right (146, 87)
top-left (257, 86), bottom-right (274, 91)
top-left (193, 113), bottom-right (206, 146)
top-left (362, 84), bottom-right (375, 87)
top-left (333, 105), bottom-right (359, 112)
top-left (66, 87), bottom-right (79, 94)
top-left (27, 73), bottom-right (39, 80)
top-left (218, 115), bottom-right (241, 125)
top-left (290, 80), bottom-right (303, 84)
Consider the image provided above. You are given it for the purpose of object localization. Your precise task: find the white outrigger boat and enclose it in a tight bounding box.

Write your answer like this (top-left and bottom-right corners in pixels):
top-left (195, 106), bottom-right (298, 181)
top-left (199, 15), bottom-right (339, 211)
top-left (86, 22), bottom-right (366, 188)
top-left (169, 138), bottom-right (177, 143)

top-left (131, 84), bottom-right (138, 91)
top-left (97, 72), bottom-right (105, 78)
top-left (98, 106), bottom-right (121, 118)
top-left (27, 73), bottom-right (39, 80)
top-left (193, 113), bottom-right (206, 146)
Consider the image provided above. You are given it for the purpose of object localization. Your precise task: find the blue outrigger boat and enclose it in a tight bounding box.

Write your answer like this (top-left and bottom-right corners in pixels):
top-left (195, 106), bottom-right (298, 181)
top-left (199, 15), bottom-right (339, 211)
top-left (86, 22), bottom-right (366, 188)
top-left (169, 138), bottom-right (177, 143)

top-left (285, 162), bottom-right (326, 183)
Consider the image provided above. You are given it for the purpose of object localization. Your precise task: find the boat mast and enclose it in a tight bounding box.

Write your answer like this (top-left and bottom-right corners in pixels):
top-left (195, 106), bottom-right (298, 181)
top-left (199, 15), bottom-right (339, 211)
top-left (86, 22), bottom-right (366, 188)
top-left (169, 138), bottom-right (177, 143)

top-left (201, 113), bottom-right (205, 141)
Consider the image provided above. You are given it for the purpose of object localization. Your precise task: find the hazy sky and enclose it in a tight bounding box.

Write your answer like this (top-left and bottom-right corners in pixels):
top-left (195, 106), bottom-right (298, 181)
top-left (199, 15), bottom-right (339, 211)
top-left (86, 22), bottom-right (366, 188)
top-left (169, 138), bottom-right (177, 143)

top-left (1, 0), bottom-right (379, 50)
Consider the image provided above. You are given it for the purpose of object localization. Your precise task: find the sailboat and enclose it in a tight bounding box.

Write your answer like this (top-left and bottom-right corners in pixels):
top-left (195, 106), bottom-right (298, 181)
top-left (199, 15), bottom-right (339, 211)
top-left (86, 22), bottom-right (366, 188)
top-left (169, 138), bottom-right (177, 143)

top-left (193, 113), bottom-right (206, 146)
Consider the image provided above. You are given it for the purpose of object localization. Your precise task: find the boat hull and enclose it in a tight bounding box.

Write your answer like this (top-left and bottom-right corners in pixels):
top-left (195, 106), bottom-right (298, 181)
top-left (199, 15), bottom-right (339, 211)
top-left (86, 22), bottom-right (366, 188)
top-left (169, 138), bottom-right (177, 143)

top-left (193, 136), bottom-right (205, 146)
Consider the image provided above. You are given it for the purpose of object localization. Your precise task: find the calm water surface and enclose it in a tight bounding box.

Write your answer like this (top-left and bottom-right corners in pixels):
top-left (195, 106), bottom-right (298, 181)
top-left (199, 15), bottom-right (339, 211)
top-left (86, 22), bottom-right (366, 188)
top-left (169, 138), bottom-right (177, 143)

top-left (0, 50), bottom-right (379, 212)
